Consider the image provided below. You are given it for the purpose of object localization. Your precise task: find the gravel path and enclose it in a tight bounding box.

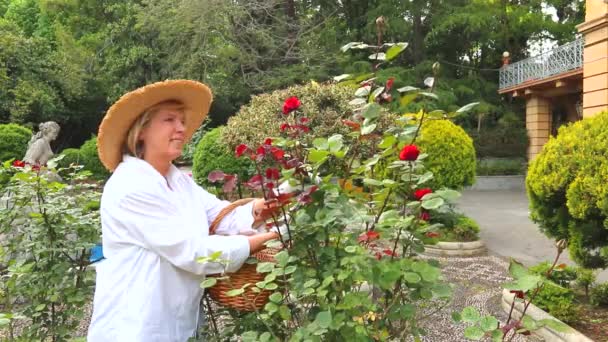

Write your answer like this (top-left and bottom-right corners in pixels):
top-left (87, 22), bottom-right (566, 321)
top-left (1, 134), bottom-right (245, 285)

top-left (2, 253), bottom-right (542, 341)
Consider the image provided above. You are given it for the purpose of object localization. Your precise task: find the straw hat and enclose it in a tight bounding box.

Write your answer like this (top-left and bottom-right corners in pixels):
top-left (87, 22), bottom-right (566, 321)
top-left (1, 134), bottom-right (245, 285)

top-left (97, 80), bottom-right (212, 171)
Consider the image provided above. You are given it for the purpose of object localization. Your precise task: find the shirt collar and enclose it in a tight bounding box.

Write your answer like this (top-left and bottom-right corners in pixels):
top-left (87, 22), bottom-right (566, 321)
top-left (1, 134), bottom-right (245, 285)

top-left (121, 155), bottom-right (183, 186)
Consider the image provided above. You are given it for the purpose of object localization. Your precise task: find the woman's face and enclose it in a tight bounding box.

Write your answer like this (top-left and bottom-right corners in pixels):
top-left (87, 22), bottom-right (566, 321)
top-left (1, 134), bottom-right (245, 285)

top-left (138, 107), bottom-right (186, 163)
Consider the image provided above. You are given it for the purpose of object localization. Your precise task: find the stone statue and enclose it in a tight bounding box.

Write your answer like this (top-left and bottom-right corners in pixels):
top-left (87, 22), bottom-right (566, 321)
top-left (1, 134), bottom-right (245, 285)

top-left (23, 121), bottom-right (60, 166)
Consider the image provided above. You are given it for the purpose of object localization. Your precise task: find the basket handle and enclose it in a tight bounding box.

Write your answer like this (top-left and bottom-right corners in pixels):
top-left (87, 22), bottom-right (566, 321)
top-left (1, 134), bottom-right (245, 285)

top-left (208, 198), bottom-right (256, 235)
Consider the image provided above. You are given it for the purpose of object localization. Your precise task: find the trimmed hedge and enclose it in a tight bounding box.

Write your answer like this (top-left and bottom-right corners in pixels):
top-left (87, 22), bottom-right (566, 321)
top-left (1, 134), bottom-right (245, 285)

top-left (526, 111), bottom-right (608, 269)
top-left (222, 82), bottom-right (355, 149)
top-left (192, 127), bottom-right (253, 188)
top-left (418, 119), bottom-right (476, 190)
top-left (0, 123), bottom-right (32, 162)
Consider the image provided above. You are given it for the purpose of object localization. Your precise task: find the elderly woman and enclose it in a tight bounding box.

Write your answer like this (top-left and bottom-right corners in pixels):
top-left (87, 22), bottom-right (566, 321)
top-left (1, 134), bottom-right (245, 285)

top-left (87, 80), bottom-right (284, 341)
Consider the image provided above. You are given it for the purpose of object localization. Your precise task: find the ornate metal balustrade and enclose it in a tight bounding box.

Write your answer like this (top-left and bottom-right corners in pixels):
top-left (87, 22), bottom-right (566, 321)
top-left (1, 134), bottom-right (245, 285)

top-left (499, 38), bottom-right (584, 90)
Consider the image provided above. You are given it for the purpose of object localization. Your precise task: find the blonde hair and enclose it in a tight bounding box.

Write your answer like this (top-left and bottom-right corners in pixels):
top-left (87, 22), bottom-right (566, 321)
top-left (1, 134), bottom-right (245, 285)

top-left (124, 100), bottom-right (185, 158)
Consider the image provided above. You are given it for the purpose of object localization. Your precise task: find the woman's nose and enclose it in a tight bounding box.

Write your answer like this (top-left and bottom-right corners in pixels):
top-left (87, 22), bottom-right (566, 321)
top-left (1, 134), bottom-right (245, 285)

top-left (175, 120), bottom-right (185, 132)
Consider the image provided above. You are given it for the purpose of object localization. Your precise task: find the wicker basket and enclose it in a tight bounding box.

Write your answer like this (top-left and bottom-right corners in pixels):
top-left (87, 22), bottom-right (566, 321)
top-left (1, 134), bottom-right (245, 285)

top-left (207, 198), bottom-right (281, 312)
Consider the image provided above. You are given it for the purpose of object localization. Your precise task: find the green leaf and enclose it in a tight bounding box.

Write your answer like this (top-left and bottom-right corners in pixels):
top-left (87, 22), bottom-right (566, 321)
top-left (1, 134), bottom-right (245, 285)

top-left (328, 135), bottom-right (344, 153)
top-left (265, 301), bottom-right (278, 313)
top-left (464, 326), bottom-right (485, 340)
top-left (504, 274), bottom-right (542, 293)
top-left (461, 306), bottom-right (480, 323)
top-left (522, 315), bottom-right (538, 331)
top-left (537, 319), bottom-right (571, 333)
top-left (315, 311), bottom-right (332, 329)
top-left (274, 251), bottom-right (289, 267)
top-left (421, 197), bottom-right (444, 210)
top-left (456, 102), bottom-right (480, 113)
top-left (313, 138), bottom-right (328, 150)
top-left (279, 305), bottom-right (291, 320)
top-left (361, 123), bottom-right (377, 135)
top-left (436, 189), bottom-right (461, 203)
top-left (304, 279), bottom-right (318, 288)
top-left (257, 262), bottom-right (274, 273)
top-left (508, 259), bottom-right (529, 279)
top-left (363, 178), bottom-right (382, 186)
top-left (333, 74), bottom-right (351, 82)
top-left (361, 104), bottom-right (381, 119)
top-left (491, 330), bottom-right (503, 342)
top-left (419, 92), bottom-right (438, 100)
top-left (259, 332), bottom-right (271, 342)
top-left (386, 42), bottom-right (408, 61)
top-left (242, 331), bottom-right (258, 342)
top-left (35, 304), bottom-right (46, 311)
top-left (269, 292), bottom-right (283, 303)
top-left (433, 283), bottom-right (452, 298)
top-left (226, 288), bottom-right (245, 297)
top-left (479, 316), bottom-right (499, 332)
top-left (308, 150), bottom-right (329, 163)
top-left (200, 278), bottom-right (217, 289)
top-left (349, 98), bottom-right (367, 106)
top-left (378, 136), bottom-right (396, 149)
top-left (355, 86), bottom-right (371, 97)
top-left (368, 52), bottom-right (386, 60)
top-left (417, 171), bottom-right (434, 185)
top-left (397, 86), bottom-right (419, 93)
top-left (345, 246), bottom-right (357, 253)
top-left (403, 272), bottom-right (421, 283)
top-left (370, 86), bottom-right (385, 99)
top-left (452, 312), bottom-right (462, 322)
top-left (399, 93), bottom-right (418, 106)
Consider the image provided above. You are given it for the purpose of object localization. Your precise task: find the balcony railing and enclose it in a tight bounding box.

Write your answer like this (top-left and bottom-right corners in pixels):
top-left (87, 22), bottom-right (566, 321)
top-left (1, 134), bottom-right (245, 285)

top-left (499, 37), bottom-right (584, 90)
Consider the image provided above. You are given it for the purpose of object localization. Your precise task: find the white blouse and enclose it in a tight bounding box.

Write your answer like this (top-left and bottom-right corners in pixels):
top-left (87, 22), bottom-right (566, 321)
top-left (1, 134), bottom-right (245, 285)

top-left (87, 155), bottom-right (254, 342)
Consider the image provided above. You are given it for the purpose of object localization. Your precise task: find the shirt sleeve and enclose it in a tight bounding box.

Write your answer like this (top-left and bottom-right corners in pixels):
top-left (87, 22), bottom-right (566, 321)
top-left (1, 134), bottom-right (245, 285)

top-left (196, 186), bottom-right (257, 236)
top-left (118, 190), bottom-right (250, 274)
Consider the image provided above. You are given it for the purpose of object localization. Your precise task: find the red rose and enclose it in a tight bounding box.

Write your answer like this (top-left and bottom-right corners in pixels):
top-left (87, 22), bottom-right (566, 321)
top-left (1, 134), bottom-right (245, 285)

top-left (270, 147), bottom-right (285, 160)
top-left (342, 119), bottom-right (361, 131)
top-left (280, 123), bottom-right (290, 132)
top-left (425, 231), bottom-right (439, 238)
top-left (414, 188), bottom-right (432, 201)
top-left (358, 230), bottom-right (380, 243)
top-left (420, 212), bottom-right (431, 221)
top-left (264, 138), bottom-right (272, 145)
top-left (386, 77), bottom-right (394, 90)
top-left (235, 144), bottom-right (249, 157)
top-left (399, 144), bottom-right (420, 161)
top-left (282, 96), bottom-right (301, 114)
top-left (12, 160), bottom-right (25, 168)
top-left (299, 117), bottom-right (309, 124)
top-left (265, 167), bottom-right (280, 180)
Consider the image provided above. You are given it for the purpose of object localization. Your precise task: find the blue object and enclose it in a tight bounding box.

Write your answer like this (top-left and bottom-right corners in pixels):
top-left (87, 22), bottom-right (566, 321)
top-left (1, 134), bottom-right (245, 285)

top-left (90, 243), bottom-right (105, 263)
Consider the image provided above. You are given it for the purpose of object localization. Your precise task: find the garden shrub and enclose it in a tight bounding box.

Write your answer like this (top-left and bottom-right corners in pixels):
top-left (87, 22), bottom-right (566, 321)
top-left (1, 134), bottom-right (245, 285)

top-left (429, 211), bottom-right (480, 242)
top-left (58, 148), bottom-right (83, 168)
top-left (192, 127), bottom-right (253, 189)
top-left (526, 111), bottom-right (608, 269)
top-left (529, 261), bottom-right (577, 288)
top-left (476, 158), bottom-right (525, 176)
top-left (575, 268), bottom-right (596, 297)
top-left (79, 136), bottom-right (110, 180)
top-left (417, 119), bottom-right (476, 189)
top-left (0, 123), bottom-right (32, 162)
top-left (468, 127), bottom-right (528, 159)
top-left (590, 283), bottom-right (608, 307)
top-left (532, 282), bottom-right (577, 323)
top-left (222, 82), bottom-right (355, 149)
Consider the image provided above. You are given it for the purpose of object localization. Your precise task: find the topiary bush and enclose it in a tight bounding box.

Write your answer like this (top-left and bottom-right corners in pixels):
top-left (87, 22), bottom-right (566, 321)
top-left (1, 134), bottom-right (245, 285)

top-left (192, 127), bottom-right (253, 189)
top-left (526, 111), bottom-right (608, 269)
top-left (79, 136), bottom-right (110, 180)
top-left (222, 82), bottom-right (355, 149)
top-left (0, 123), bottom-right (32, 162)
top-left (532, 282), bottom-right (577, 323)
top-left (417, 119), bottom-right (476, 189)
top-left (590, 282), bottom-right (608, 307)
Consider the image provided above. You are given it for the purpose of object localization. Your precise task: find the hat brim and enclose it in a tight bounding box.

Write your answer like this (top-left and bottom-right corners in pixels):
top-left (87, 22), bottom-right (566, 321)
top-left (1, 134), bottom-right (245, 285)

top-left (98, 80), bottom-right (212, 171)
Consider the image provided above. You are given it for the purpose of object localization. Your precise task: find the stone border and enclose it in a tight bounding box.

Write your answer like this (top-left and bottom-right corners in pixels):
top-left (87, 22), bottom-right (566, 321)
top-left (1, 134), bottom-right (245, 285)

top-left (423, 240), bottom-right (486, 257)
top-left (501, 289), bottom-right (593, 342)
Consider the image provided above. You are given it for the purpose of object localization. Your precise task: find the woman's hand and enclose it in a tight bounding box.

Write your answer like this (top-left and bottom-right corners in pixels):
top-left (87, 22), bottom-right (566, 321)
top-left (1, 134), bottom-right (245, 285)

top-left (252, 198), bottom-right (281, 227)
